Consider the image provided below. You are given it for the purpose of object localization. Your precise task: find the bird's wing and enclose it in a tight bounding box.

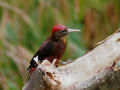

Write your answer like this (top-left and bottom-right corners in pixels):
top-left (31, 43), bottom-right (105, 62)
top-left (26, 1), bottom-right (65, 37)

top-left (29, 38), bottom-right (56, 68)
top-left (34, 39), bottom-right (56, 61)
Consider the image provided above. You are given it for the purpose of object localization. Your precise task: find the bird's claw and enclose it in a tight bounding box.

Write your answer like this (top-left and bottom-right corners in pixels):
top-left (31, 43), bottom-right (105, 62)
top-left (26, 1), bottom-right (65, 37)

top-left (58, 59), bottom-right (73, 66)
top-left (66, 58), bottom-right (73, 63)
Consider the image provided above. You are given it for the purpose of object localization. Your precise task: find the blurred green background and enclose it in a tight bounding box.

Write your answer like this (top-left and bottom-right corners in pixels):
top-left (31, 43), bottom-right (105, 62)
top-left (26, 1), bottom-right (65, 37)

top-left (0, 0), bottom-right (120, 89)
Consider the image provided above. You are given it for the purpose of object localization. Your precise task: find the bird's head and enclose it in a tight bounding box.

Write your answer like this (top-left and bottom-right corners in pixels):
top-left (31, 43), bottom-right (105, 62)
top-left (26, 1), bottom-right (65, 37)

top-left (51, 24), bottom-right (80, 40)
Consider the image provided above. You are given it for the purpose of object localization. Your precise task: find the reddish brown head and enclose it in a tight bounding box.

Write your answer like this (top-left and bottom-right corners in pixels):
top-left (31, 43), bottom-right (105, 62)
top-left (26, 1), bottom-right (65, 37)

top-left (51, 24), bottom-right (80, 40)
top-left (52, 25), bottom-right (67, 33)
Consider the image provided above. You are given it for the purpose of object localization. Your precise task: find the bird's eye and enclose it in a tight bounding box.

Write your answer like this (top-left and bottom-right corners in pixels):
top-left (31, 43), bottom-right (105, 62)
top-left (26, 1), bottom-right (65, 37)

top-left (61, 30), bottom-right (65, 32)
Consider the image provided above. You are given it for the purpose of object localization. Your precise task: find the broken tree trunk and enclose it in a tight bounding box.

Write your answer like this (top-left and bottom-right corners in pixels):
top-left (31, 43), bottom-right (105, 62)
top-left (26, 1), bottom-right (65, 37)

top-left (23, 30), bottom-right (120, 90)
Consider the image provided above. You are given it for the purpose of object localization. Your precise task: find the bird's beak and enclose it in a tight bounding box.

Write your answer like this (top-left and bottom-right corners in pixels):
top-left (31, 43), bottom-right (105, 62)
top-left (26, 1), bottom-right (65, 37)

top-left (67, 28), bottom-right (80, 33)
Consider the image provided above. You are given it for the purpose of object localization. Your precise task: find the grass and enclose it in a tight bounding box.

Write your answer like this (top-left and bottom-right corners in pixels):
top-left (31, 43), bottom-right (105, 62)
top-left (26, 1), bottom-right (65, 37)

top-left (0, 0), bottom-right (120, 89)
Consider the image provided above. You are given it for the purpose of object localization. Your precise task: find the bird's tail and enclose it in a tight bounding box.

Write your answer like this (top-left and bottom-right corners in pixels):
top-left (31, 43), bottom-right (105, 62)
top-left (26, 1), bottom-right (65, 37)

top-left (27, 65), bottom-right (36, 74)
top-left (26, 64), bottom-right (37, 82)
top-left (27, 65), bottom-right (31, 72)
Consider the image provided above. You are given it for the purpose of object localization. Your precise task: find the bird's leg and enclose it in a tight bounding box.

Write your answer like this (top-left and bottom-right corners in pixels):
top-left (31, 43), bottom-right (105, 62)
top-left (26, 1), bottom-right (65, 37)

top-left (58, 58), bottom-right (73, 66)
top-left (66, 58), bottom-right (73, 63)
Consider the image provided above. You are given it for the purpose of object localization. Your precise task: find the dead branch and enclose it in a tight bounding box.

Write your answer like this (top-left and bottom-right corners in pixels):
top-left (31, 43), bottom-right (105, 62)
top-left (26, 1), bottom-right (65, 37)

top-left (23, 30), bottom-right (120, 90)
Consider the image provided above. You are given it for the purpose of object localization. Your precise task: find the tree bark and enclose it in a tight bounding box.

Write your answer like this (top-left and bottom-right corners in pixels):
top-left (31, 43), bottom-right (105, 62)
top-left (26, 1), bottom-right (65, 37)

top-left (23, 30), bottom-right (120, 90)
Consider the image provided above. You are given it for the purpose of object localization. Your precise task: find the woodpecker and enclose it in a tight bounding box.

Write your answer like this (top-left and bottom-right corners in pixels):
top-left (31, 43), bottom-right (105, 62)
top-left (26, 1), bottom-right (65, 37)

top-left (27, 25), bottom-right (80, 74)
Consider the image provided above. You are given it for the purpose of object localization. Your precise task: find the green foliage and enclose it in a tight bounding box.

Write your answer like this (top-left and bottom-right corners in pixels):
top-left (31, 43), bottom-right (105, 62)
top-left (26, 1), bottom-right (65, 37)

top-left (0, 0), bottom-right (119, 89)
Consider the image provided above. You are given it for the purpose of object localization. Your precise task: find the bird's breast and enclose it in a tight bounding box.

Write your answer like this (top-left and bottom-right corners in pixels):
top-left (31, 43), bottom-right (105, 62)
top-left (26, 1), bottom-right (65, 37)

top-left (46, 39), bottom-right (67, 63)
top-left (55, 39), bottom-right (67, 56)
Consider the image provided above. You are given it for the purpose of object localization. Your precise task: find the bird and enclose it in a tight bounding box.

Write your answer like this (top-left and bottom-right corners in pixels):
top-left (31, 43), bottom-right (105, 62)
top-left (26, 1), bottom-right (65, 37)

top-left (27, 24), bottom-right (80, 74)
